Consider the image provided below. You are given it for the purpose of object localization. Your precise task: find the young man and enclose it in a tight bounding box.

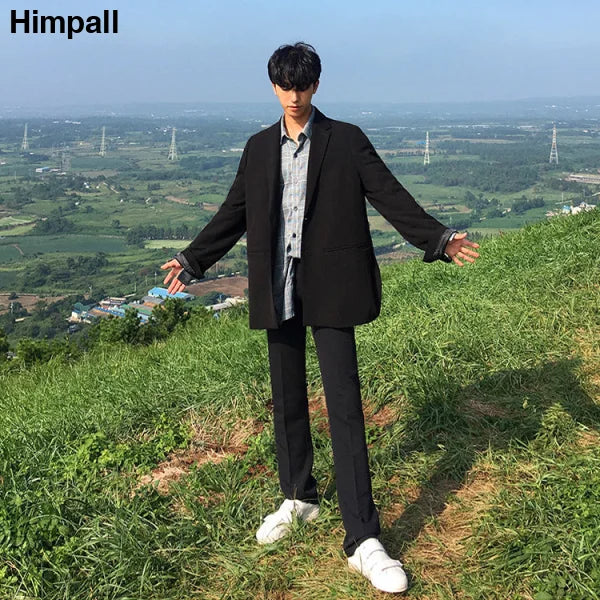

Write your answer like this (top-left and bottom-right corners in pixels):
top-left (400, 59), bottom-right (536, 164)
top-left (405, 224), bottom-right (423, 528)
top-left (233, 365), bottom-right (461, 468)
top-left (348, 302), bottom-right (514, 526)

top-left (161, 42), bottom-right (480, 594)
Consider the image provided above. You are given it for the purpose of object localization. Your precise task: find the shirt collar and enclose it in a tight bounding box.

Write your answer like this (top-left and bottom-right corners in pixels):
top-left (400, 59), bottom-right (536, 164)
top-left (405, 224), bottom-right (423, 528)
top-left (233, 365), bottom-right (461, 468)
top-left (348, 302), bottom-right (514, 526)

top-left (280, 105), bottom-right (315, 145)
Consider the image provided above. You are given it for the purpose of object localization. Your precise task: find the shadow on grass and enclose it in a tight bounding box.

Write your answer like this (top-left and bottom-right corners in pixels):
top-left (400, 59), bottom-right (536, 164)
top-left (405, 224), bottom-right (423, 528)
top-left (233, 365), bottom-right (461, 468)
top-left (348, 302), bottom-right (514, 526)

top-left (379, 358), bottom-right (600, 555)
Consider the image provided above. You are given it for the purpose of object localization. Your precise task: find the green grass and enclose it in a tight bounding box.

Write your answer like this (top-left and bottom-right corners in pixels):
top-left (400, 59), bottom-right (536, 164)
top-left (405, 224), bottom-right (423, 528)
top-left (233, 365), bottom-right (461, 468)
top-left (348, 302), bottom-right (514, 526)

top-left (0, 210), bottom-right (599, 599)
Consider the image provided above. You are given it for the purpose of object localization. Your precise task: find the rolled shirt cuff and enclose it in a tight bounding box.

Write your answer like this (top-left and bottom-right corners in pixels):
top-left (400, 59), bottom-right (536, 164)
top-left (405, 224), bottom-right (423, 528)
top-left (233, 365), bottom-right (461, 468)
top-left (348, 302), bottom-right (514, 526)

top-left (174, 251), bottom-right (204, 284)
top-left (443, 230), bottom-right (459, 261)
top-left (423, 228), bottom-right (458, 263)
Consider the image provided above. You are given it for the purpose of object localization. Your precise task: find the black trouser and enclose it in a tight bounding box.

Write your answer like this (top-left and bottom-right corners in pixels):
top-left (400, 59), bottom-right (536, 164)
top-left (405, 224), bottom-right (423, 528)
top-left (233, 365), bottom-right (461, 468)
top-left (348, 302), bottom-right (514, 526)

top-left (266, 256), bottom-right (381, 557)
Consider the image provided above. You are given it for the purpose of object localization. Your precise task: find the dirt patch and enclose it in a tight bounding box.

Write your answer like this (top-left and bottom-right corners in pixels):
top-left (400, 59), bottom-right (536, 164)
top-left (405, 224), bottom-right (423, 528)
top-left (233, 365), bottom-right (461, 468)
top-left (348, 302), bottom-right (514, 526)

top-left (131, 412), bottom-right (264, 498)
top-left (364, 399), bottom-right (402, 428)
top-left (304, 394), bottom-right (401, 437)
top-left (186, 275), bottom-right (248, 299)
top-left (133, 448), bottom-right (232, 496)
top-left (388, 468), bottom-right (499, 590)
top-left (0, 292), bottom-right (66, 315)
top-left (577, 429), bottom-right (600, 449)
top-left (308, 394), bottom-right (329, 433)
top-left (165, 195), bottom-right (191, 205)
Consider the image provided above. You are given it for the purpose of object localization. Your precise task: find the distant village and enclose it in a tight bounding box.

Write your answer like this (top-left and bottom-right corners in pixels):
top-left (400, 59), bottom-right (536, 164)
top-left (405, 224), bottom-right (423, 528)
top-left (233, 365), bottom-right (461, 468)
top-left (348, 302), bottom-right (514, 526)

top-left (67, 286), bottom-right (246, 333)
top-left (546, 201), bottom-right (597, 217)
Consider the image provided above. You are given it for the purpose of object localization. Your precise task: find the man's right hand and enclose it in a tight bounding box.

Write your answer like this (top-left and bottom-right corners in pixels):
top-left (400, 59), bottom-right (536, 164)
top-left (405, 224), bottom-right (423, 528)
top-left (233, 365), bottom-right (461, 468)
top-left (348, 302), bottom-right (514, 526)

top-left (160, 259), bottom-right (187, 295)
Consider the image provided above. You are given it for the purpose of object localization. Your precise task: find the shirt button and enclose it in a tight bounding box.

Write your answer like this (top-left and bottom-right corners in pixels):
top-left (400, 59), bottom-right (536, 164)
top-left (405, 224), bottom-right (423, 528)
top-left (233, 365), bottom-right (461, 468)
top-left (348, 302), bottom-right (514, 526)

top-left (293, 206), bottom-right (298, 211)
top-left (292, 233), bottom-right (296, 238)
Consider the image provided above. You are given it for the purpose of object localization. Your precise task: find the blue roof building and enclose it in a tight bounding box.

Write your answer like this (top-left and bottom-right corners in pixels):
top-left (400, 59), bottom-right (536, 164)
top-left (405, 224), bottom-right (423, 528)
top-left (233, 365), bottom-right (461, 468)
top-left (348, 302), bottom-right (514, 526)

top-left (148, 286), bottom-right (194, 300)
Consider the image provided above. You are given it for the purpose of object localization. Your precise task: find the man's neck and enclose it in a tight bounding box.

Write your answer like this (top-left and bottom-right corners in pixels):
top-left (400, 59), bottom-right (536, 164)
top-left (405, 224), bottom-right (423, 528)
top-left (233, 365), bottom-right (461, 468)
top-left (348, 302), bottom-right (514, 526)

top-left (283, 105), bottom-right (313, 142)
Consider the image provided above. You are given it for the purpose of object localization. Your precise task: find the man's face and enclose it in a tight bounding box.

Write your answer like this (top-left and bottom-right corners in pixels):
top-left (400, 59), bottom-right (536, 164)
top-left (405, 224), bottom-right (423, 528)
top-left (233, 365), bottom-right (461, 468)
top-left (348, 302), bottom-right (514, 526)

top-left (272, 81), bottom-right (319, 121)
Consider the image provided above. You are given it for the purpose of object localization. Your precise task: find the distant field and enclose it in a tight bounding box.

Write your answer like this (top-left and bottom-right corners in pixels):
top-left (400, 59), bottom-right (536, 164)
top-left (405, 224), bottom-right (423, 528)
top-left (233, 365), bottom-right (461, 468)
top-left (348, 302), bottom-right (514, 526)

top-left (71, 157), bottom-right (130, 171)
top-left (0, 244), bottom-right (25, 262)
top-left (144, 239), bottom-right (190, 249)
top-left (465, 226), bottom-right (515, 236)
top-left (0, 224), bottom-right (36, 236)
top-left (0, 234), bottom-right (128, 259)
top-left (0, 116), bottom-right (596, 306)
top-left (0, 216), bottom-right (34, 227)
top-left (368, 215), bottom-right (397, 232)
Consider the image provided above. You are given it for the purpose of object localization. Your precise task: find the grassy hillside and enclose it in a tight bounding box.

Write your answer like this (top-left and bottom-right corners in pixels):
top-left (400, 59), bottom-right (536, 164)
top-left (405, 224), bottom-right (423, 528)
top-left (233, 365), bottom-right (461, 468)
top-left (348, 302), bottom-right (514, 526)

top-left (1, 209), bottom-right (599, 599)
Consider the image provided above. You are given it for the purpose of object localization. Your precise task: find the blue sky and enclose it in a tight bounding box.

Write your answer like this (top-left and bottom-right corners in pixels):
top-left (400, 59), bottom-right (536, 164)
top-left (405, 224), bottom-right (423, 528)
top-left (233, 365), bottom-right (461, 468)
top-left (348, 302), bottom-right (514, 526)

top-left (2, 0), bottom-right (599, 107)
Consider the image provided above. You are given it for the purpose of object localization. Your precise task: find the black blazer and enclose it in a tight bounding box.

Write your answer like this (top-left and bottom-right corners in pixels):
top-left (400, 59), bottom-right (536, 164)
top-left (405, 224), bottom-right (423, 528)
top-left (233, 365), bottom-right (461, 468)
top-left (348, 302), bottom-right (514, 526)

top-left (175, 107), bottom-right (455, 330)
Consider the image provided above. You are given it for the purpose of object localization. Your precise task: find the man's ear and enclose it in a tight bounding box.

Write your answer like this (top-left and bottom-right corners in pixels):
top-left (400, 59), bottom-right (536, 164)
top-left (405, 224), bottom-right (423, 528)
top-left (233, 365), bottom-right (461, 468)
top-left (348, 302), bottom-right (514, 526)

top-left (272, 83), bottom-right (278, 95)
top-left (313, 80), bottom-right (320, 93)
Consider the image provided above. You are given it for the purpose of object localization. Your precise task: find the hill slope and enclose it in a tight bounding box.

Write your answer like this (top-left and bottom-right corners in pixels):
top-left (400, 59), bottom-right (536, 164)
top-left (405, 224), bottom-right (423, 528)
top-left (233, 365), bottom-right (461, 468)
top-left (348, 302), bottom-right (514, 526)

top-left (1, 210), bottom-right (599, 599)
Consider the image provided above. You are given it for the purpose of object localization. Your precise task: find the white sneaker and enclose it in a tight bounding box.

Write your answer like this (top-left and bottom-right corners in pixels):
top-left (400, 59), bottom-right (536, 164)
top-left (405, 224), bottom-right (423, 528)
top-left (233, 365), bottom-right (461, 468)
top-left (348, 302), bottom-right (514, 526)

top-left (347, 537), bottom-right (408, 593)
top-left (256, 498), bottom-right (320, 544)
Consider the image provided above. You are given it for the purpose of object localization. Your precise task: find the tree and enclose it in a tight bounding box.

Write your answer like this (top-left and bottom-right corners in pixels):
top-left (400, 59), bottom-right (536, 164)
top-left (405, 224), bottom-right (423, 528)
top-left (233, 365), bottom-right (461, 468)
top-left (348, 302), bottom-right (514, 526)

top-left (0, 326), bottom-right (9, 360)
top-left (120, 309), bottom-right (142, 344)
top-left (15, 337), bottom-right (52, 366)
top-left (145, 297), bottom-right (192, 340)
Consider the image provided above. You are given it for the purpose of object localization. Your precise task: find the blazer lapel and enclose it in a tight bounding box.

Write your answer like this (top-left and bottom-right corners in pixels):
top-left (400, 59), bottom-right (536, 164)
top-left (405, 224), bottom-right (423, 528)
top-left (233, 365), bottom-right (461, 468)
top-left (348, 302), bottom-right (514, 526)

top-left (264, 121), bottom-right (282, 238)
top-left (304, 107), bottom-right (331, 220)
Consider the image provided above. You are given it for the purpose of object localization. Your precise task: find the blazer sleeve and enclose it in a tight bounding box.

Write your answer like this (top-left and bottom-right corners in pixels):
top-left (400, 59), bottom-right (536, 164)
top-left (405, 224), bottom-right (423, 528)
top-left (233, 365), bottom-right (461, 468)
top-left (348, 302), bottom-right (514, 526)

top-left (174, 141), bottom-right (250, 279)
top-left (350, 126), bottom-right (455, 263)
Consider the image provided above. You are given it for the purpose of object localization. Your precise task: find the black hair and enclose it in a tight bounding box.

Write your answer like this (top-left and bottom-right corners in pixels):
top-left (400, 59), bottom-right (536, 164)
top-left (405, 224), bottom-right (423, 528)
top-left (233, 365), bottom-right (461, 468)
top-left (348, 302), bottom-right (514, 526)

top-left (267, 42), bottom-right (321, 91)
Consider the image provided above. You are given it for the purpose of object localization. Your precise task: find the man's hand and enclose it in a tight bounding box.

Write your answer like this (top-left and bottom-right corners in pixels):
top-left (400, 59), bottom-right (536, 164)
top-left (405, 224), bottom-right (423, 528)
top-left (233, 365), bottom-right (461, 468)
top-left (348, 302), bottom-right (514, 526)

top-left (444, 232), bottom-right (480, 267)
top-left (160, 259), bottom-right (187, 295)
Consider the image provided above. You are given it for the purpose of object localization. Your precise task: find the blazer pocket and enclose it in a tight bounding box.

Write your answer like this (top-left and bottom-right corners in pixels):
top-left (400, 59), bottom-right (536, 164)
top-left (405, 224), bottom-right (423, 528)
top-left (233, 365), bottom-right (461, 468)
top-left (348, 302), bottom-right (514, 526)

top-left (323, 242), bottom-right (371, 252)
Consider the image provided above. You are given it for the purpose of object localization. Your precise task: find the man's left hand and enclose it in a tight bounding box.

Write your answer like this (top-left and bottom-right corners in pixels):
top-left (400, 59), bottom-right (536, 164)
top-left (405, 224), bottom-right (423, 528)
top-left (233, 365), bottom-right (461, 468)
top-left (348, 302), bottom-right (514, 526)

top-left (445, 232), bottom-right (480, 266)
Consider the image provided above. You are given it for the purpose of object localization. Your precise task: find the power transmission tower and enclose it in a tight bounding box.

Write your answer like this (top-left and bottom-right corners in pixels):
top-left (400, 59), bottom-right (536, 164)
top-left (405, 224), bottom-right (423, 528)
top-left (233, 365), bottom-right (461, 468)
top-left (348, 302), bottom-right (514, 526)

top-left (549, 123), bottom-right (558, 164)
top-left (60, 149), bottom-right (71, 171)
top-left (168, 127), bottom-right (178, 161)
top-left (99, 126), bottom-right (106, 157)
top-left (21, 123), bottom-right (29, 151)
top-left (424, 131), bottom-right (430, 166)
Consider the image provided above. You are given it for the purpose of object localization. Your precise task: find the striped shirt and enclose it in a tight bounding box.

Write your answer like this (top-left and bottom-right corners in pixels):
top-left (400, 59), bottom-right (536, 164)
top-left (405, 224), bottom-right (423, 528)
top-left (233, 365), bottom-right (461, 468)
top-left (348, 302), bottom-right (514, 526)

top-left (272, 106), bottom-right (315, 325)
